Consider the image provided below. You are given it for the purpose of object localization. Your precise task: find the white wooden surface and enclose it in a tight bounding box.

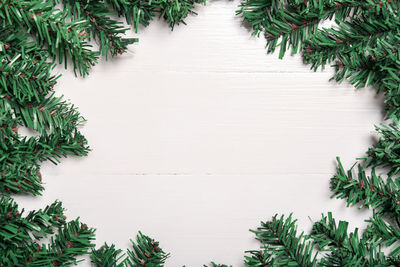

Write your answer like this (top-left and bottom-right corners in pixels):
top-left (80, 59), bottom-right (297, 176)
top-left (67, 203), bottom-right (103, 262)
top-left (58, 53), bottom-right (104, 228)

top-left (14, 1), bottom-right (385, 266)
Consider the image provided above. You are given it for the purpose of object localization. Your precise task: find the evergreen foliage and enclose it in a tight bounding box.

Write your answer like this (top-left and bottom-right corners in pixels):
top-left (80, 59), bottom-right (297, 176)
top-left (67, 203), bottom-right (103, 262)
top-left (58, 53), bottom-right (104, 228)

top-left (91, 232), bottom-right (169, 267)
top-left (2, 0), bottom-right (400, 266)
top-left (362, 123), bottom-right (400, 176)
top-left (0, 196), bottom-right (95, 266)
top-left (309, 212), bottom-right (390, 266)
top-left (0, 26), bottom-right (89, 196)
top-left (105, 0), bottom-right (206, 31)
top-left (249, 214), bottom-right (317, 266)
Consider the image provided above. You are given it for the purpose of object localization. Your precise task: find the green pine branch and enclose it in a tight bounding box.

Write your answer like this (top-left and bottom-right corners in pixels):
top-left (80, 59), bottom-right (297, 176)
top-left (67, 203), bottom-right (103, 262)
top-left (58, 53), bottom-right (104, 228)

top-left (91, 243), bottom-right (126, 267)
top-left (55, 0), bottom-right (138, 59)
top-left (310, 212), bottom-right (388, 266)
top-left (330, 157), bottom-right (400, 219)
top-left (0, 196), bottom-right (95, 266)
top-left (91, 232), bottom-right (169, 267)
top-left (126, 232), bottom-right (169, 267)
top-left (362, 124), bottom-right (400, 176)
top-left (0, 27), bottom-right (59, 104)
top-left (244, 250), bottom-right (274, 266)
top-left (105, 0), bottom-right (206, 32)
top-left (249, 213), bottom-right (318, 266)
top-left (0, 0), bottom-right (99, 76)
top-left (365, 214), bottom-right (400, 257)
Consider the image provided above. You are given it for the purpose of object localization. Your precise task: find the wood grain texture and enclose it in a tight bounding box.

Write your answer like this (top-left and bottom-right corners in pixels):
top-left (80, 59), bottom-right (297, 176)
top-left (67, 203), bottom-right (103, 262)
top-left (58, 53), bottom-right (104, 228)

top-left (14, 1), bottom-right (384, 266)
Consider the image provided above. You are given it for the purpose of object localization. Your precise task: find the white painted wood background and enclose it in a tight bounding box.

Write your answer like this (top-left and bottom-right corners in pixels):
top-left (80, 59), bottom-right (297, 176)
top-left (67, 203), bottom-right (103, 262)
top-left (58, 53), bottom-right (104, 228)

top-left (14, 1), bottom-right (385, 266)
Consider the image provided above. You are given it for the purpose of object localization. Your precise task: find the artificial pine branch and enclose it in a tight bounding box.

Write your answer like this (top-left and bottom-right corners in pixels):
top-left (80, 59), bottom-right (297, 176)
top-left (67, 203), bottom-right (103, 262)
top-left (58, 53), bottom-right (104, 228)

top-left (0, 196), bottom-right (95, 266)
top-left (105, 0), bottom-right (206, 32)
top-left (362, 123), bottom-right (400, 176)
top-left (0, 27), bottom-right (59, 104)
top-left (0, 164), bottom-right (43, 196)
top-left (244, 250), bottom-right (274, 266)
top-left (91, 243), bottom-right (126, 267)
top-left (126, 232), bottom-right (169, 267)
top-left (310, 212), bottom-right (388, 266)
top-left (91, 232), bottom-right (169, 267)
top-left (303, 16), bottom-right (400, 71)
top-left (364, 214), bottom-right (400, 257)
top-left (330, 157), bottom-right (400, 219)
top-left (249, 213), bottom-right (318, 266)
top-left (54, 0), bottom-right (138, 59)
top-left (0, 17), bottom-right (90, 195)
top-left (236, 0), bottom-right (381, 59)
top-left (245, 212), bottom-right (400, 266)
top-left (0, 0), bottom-right (99, 76)
top-left (0, 93), bottom-right (89, 195)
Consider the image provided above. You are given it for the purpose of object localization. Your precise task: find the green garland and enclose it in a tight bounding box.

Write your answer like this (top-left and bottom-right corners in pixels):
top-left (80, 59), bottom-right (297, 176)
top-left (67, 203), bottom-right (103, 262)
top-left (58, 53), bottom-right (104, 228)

top-left (1, 0), bottom-right (400, 266)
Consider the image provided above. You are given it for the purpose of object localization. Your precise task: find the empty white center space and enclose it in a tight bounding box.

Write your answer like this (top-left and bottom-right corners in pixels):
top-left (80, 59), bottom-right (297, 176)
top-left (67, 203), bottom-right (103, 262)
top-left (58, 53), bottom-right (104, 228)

top-left (14, 1), bottom-right (384, 266)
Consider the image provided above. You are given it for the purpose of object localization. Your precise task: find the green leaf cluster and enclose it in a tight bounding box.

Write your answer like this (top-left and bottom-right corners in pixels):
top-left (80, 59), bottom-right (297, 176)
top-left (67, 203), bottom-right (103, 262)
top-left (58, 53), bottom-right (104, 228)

top-left (0, 25), bottom-right (89, 196)
top-left (106, 0), bottom-right (206, 31)
top-left (0, 196), bottom-right (95, 266)
top-left (91, 232), bottom-right (169, 267)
